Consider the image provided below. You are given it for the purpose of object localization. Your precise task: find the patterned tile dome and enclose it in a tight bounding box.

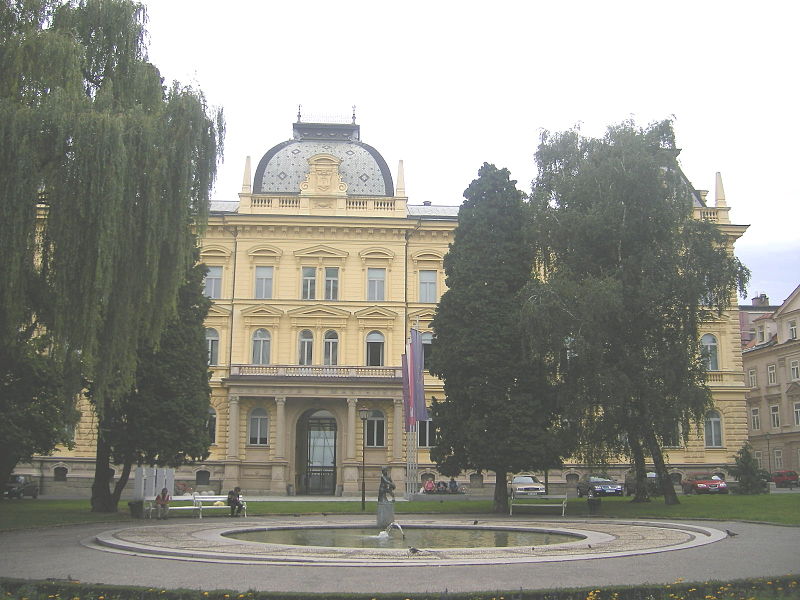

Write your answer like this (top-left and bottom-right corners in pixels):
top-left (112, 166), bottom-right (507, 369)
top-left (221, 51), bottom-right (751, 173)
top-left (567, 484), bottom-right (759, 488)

top-left (253, 121), bottom-right (394, 196)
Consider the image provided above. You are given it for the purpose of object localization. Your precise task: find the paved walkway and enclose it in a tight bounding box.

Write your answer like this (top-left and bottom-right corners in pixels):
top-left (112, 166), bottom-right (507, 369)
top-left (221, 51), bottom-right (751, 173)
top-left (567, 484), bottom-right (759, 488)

top-left (1, 515), bottom-right (798, 594)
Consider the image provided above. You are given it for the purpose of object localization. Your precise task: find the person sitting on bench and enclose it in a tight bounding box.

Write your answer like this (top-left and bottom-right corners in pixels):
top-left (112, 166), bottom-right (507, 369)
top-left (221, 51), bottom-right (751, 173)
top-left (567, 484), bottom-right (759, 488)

top-left (227, 486), bottom-right (244, 517)
top-left (155, 487), bottom-right (171, 520)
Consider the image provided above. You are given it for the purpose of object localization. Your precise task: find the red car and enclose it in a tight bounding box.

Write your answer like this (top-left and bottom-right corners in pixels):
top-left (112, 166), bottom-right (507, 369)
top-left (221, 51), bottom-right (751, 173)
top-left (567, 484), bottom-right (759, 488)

top-left (771, 470), bottom-right (798, 488)
top-left (682, 473), bottom-right (729, 494)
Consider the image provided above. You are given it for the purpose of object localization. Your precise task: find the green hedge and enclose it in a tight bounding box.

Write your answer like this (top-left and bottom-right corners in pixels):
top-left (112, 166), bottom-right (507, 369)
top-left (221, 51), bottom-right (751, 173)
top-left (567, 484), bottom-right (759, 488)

top-left (2, 575), bottom-right (799, 600)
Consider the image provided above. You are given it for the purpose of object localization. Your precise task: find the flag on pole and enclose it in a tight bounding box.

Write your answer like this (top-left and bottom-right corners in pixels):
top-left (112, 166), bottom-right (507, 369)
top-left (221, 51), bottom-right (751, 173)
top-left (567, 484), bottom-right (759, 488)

top-left (401, 353), bottom-right (414, 431)
top-left (402, 328), bottom-right (428, 432)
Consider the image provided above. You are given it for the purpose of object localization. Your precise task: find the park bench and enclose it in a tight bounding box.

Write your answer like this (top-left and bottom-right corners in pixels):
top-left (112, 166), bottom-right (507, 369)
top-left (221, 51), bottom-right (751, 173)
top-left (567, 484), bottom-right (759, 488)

top-left (143, 495), bottom-right (197, 518)
top-left (508, 494), bottom-right (567, 517)
top-left (193, 493), bottom-right (247, 518)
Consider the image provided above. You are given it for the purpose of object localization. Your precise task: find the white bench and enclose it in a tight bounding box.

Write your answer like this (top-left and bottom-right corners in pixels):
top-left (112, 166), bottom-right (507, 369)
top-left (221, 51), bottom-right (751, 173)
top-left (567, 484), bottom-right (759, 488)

top-left (193, 494), bottom-right (247, 518)
top-left (509, 494), bottom-right (567, 516)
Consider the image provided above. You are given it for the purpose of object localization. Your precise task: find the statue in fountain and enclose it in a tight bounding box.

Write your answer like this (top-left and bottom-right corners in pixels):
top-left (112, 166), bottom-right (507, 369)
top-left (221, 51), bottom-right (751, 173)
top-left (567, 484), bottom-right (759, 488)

top-left (377, 466), bottom-right (396, 503)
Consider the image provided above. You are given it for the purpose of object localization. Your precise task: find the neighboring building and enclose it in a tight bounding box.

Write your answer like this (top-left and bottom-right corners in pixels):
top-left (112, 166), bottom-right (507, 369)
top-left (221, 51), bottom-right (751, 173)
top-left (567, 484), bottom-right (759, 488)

top-left (24, 119), bottom-right (751, 496)
top-left (739, 293), bottom-right (780, 349)
top-left (742, 285), bottom-right (800, 474)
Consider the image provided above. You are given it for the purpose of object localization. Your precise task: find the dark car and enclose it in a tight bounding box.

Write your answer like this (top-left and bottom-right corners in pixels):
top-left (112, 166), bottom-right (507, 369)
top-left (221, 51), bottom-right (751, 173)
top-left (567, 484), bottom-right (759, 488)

top-left (771, 470), bottom-right (798, 488)
top-left (682, 473), bottom-right (728, 494)
top-left (576, 475), bottom-right (623, 497)
top-left (6, 475), bottom-right (39, 499)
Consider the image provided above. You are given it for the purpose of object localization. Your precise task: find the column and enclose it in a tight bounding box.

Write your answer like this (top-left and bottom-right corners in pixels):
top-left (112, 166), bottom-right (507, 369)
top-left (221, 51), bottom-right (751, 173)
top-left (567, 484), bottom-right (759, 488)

top-left (275, 396), bottom-right (286, 458)
top-left (347, 398), bottom-right (357, 460)
top-left (392, 397), bottom-right (404, 460)
top-left (227, 395), bottom-right (240, 460)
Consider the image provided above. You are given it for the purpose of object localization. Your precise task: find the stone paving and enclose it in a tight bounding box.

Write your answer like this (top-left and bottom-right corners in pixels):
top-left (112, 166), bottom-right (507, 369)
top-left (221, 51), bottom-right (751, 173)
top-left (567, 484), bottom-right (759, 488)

top-left (89, 516), bottom-right (726, 566)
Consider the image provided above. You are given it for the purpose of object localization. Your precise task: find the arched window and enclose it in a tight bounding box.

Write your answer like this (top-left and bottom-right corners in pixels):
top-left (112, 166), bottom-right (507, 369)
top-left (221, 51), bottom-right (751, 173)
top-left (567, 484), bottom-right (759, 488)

top-left (700, 334), bottom-right (719, 371)
top-left (421, 332), bottom-right (433, 370)
top-left (252, 328), bottom-right (271, 364)
top-left (323, 330), bottom-right (339, 366)
top-left (249, 407), bottom-right (268, 445)
top-left (206, 407), bottom-right (217, 444)
top-left (366, 409), bottom-right (385, 447)
top-left (704, 410), bottom-right (722, 448)
top-left (54, 466), bottom-right (68, 482)
top-left (366, 331), bottom-right (384, 366)
top-left (298, 329), bottom-right (313, 365)
top-left (205, 328), bottom-right (219, 365)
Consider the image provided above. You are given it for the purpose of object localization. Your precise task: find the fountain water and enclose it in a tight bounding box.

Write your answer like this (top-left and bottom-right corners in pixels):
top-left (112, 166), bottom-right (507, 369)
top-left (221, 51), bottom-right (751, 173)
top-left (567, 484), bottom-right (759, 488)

top-left (384, 521), bottom-right (405, 539)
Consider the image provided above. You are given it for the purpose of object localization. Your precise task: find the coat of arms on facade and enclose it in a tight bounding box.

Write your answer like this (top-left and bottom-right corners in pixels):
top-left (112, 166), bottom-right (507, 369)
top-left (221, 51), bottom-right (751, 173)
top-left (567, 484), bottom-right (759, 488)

top-left (300, 154), bottom-right (348, 196)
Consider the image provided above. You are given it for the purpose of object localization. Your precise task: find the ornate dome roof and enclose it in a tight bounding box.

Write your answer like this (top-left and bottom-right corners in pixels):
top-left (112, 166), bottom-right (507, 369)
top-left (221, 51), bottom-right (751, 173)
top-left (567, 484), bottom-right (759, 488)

top-left (253, 121), bottom-right (394, 196)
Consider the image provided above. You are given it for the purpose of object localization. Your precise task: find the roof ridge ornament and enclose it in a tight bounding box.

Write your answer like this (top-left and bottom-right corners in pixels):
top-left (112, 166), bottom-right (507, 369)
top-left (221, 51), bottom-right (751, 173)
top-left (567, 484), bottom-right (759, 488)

top-left (297, 104), bottom-right (302, 123)
top-left (352, 105), bottom-right (357, 124)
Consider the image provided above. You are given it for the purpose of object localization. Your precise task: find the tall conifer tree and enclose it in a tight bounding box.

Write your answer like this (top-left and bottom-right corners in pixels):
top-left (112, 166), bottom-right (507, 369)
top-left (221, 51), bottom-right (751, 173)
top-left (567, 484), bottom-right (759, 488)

top-left (430, 163), bottom-right (567, 513)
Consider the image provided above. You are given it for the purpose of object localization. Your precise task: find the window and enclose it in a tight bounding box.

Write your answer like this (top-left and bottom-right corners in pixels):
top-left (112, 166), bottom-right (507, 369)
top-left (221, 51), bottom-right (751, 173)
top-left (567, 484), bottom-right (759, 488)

top-left (366, 330), bottom-right (384, 366)
top-left (704, 410), bottom-right (722, 447)
top-left (207, 407), bottom-right (217, 444)
top-left (53, 466), bottom-right (68, 482)
top-left (324, 267), bottom-right (339, 301)
top-left (751, 407), bottom-right (761, 431)
top-left (302, 267), bottom-right (316, 300)
top-left (795, 402), bottom-right (800, 426)
top-left (205, 328), bottom-right (219, 365)
top-left (418, 419), bottom-right (436, 447)
top-left (367, 268), bottom-right (385, 301)
top-left (298, 330), bottom-right (313, 365)
top-left (323, 330), bottom-right (339, 366)
top-left (662, 422), bottom-right (681, 447)
top-left (753, 450), bottom-right (762, 469)
top-left (419, 270), bottom-right (437, 303)
top-left (770, 404), bottom-right (780, 428)
top-left (700, 334), bottom-right (719, 371)
top-left (789, 320), bottom-right (797, 340)
top-left (791, 360), bottom-right (799, 381)
top-left (366, 410), bottom-right (385, 447)
top-left (748, 369), bottom-right (757, 388)
top-left (255, 266), bottom-right (273, 299)
top-left (204, 266), bottom-right (222, 299)
top-left (421, 331), bottom-right (433, 370)
top-left (249, 407), bottom-right (268, 445)
top-left (774, 448), bottom-right (783, 470)
top-left (251, 329), bottom-right (271, 364)
top-left (757, 326), bottom-right (765, 343)
top-left (767, 364), bottom-right (777, 385)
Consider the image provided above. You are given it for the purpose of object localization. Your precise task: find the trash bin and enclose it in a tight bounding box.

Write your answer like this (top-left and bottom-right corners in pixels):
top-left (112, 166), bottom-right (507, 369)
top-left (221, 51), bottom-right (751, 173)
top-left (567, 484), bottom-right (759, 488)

top-left (128, 500), bottom-right (144, 519)
top-left (587, 496), bottom-right (601, 515)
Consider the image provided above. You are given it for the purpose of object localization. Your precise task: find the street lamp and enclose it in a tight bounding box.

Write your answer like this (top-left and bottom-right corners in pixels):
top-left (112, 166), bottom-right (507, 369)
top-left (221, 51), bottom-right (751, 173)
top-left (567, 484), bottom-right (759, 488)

top-left (359, 408), bottom-right (369, 511)
top-left (765, 432), bottom-right (772, 474)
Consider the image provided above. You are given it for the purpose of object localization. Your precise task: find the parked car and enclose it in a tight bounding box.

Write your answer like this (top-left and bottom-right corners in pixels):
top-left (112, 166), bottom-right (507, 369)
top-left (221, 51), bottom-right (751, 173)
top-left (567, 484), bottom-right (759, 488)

top-left (509, 474), bottom-right (546, 498)
top-left (6, 475), bottom-right (39, 499)
top-left (771, 470), bottom-right (798, 488)
top-left (682, 473), bottom-right (728, 494)
top-left (576, 475), bottom-right (623, 497)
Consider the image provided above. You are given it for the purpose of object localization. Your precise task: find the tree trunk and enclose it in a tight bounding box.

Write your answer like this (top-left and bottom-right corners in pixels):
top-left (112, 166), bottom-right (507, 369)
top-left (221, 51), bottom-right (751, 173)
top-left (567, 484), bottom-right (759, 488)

top-left (91, 411), bottom-right (116, 512)
top-left (111, 458), bottom-right (133, 507)
top-left (0, 450), bottom-right (20, 494)
top-left (643, 428), bottom-right (679, 505)
top-left (493, 470), bottom-right (508, 513)
top-left (628, 435), bottom-right (650, 503)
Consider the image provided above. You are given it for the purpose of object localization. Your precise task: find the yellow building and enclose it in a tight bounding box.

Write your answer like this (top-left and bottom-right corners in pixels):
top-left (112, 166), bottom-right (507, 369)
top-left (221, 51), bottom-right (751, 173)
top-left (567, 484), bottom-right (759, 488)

top-left (29, 119), bottom-right (750, 496)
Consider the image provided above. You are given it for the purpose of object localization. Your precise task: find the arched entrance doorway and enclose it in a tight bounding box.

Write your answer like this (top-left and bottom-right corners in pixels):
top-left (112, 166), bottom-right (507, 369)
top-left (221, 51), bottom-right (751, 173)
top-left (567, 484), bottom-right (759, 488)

top-left (295, 409), bottom-right (337, 495)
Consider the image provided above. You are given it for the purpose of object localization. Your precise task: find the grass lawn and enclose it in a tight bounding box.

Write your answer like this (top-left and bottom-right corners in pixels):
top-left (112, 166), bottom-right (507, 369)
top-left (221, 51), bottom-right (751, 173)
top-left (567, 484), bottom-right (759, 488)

top-left (1, 493), bottom-right (798, 530)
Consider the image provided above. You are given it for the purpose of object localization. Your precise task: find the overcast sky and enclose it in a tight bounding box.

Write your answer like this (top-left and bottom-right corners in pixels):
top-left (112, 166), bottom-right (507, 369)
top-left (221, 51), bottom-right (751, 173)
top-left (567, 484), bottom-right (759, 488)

top-left (143, 1), bottom-right (799, 305)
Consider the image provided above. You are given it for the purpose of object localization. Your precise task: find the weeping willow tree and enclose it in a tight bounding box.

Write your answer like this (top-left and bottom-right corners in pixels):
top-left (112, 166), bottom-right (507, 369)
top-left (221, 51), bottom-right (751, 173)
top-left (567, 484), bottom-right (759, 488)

top-left (0, 0), bottom-right (224, 510)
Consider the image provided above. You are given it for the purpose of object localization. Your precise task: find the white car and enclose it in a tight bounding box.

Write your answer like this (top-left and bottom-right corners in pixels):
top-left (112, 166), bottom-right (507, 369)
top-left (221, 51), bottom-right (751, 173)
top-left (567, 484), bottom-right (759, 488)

top-left (509, 475), bottom-right (546, 497)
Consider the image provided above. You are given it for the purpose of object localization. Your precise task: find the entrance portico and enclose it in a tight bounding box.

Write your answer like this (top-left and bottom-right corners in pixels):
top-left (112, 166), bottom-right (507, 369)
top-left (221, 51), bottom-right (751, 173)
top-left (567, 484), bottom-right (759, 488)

top-left (221, 366), bottom-right (406, 496)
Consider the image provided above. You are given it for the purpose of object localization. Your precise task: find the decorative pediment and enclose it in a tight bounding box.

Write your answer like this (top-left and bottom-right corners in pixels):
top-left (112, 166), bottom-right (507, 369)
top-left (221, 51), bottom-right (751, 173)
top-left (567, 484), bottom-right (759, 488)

top-left (247, 244), bottom-right (283, 259)
top-left (786, 381), bottom-right (800, 397)
top-left (300, 154), bottom-right (348, 197)
top-left (240, 305), bottom-right (284, 318)
top-left (358, 247), bottom-right (395, 265)
top-left (294, 245), bottom-right (349, 261)
top-left (411, 249), bottom-right (444, 263)
top-left (207, 304), bottom-right (231, 317)
top-left (354, 306), bottom-right (398, 320)
top-left (408, 308), bottom-right (436, 325)
top-left (287, 305), bottom-right (351, 319)
top-left (200, 244), bottom-right (231, 258)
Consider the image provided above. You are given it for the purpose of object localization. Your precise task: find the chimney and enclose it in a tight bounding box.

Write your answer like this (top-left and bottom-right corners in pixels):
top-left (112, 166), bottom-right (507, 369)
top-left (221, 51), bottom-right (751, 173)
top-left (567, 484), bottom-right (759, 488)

top-left (751, 293), bottom-right (770, 307)
top-left (423, 201), bottom-right (432, 206)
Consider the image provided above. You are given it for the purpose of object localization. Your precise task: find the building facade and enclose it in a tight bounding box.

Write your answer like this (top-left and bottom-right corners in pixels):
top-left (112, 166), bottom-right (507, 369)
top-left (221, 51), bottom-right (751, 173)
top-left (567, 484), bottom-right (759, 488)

top-left (742, 285), bottom-right (800, 474)
top-left (26, 120), bottom-right (750, 496)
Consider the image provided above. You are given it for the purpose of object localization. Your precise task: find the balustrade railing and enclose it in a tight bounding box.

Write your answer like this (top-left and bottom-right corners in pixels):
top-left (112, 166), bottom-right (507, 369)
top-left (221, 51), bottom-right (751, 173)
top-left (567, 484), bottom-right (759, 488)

top-left (230, 364), bottom-right (403, 379)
